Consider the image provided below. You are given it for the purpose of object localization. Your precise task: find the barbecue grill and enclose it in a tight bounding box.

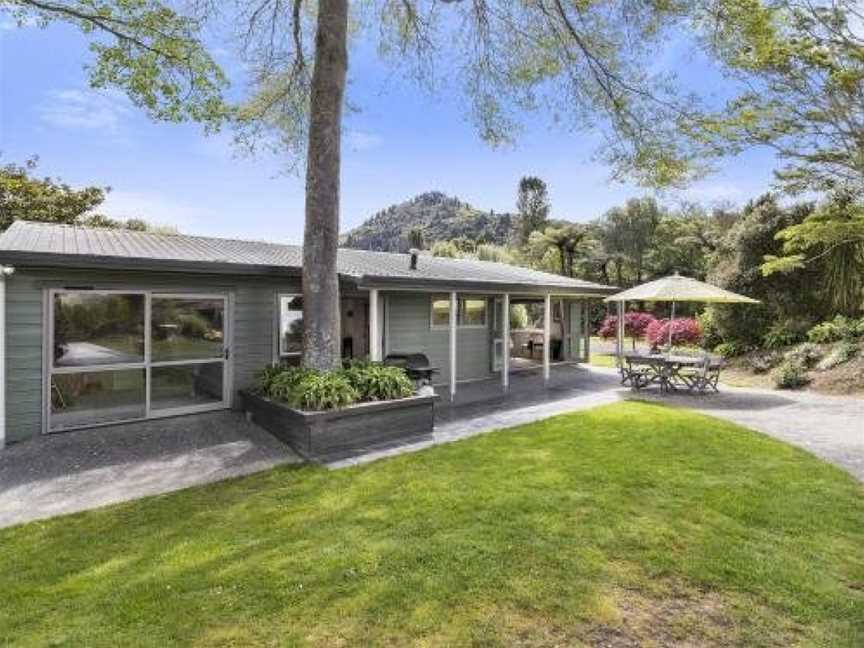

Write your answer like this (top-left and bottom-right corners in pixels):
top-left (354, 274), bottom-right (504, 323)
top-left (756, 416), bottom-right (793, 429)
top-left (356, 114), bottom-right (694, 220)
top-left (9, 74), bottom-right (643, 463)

top-left (384, 353), bottom-right (439, 385)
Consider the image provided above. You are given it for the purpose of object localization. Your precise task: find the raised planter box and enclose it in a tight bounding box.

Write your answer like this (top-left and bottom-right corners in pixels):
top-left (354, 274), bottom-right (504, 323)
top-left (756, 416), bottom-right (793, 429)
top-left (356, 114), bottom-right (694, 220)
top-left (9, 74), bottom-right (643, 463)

top-left (239, 390), bottom-right (438, 462)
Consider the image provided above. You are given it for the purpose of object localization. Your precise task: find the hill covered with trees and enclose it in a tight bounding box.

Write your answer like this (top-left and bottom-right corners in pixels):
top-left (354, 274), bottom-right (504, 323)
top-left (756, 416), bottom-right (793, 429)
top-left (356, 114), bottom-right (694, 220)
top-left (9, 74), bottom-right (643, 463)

top-left (340, 191), bottom-right (518, 252)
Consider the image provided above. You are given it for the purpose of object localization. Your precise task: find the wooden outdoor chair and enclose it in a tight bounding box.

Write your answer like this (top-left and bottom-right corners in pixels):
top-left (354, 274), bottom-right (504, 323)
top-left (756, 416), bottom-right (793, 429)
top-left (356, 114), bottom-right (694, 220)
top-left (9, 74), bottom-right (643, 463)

top-left (620, 356), bottom-right (656, 390)
top-left (677, 356), bottom-right (723, 393)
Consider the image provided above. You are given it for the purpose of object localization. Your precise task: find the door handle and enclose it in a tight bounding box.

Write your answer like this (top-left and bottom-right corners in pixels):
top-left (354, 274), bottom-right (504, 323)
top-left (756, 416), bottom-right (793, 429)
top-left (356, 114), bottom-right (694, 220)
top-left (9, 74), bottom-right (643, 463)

top-left (224, 348), bottom-right (231, 360)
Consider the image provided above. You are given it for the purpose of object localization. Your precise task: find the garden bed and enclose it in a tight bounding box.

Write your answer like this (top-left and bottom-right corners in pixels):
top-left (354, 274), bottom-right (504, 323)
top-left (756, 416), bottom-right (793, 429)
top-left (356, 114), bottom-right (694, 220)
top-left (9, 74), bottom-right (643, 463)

top-left (239, 390), bottom-right (437, 462)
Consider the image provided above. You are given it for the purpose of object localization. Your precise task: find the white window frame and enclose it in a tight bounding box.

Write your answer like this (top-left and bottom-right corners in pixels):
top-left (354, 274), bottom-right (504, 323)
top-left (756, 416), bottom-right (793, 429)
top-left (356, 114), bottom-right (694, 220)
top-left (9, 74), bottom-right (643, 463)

top-left (459, 296), bottom-right (488, 329)
top-left (429, 294), bottom-right (488, 329)
top-left (429, 294), bottom-right (452, 330)
top-left (45, 288), bottom-right (230, 433)
top-left (277, 292), bottom-right (304, 358)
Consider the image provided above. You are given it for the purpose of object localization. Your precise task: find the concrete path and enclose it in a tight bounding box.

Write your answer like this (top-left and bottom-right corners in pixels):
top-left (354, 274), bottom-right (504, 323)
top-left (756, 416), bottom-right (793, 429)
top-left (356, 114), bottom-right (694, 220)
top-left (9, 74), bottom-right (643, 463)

top-left (0, 411), bottom-right (301, 529)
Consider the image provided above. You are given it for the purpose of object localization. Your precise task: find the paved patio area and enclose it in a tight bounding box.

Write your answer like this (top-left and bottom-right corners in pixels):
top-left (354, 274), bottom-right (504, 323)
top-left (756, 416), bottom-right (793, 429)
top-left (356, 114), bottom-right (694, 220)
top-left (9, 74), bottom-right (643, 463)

top-left (0, 411), bottom-right (301, 528)
top-left (2, 365), bottom-right (861, 528)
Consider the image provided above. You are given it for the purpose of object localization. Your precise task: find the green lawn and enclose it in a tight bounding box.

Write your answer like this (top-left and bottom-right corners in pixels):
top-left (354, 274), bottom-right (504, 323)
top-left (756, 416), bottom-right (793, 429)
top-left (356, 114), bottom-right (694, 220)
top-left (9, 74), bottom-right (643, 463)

top-left (1, 402), bottom-right (862, 646)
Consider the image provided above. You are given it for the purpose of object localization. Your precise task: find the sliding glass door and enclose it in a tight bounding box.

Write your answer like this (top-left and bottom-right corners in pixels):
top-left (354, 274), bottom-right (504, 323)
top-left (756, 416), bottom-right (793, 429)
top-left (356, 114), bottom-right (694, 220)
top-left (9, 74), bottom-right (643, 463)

top-left (150, 295), bottom-right (227, 414)
top-left (48, 290), bottom-right (229, 432)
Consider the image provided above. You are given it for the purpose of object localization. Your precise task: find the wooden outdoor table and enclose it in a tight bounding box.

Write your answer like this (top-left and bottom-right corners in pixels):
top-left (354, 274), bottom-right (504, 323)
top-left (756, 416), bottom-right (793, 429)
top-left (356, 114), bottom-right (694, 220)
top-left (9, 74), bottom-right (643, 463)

top-left (622, 353), bottom-right (720, 393)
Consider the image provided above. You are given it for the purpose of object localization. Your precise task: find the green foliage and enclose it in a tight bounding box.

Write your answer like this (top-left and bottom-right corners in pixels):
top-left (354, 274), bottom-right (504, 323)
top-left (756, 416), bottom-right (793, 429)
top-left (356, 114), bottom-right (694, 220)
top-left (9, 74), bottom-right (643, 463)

top-left (807, 315), bottom-right (863, 344)
top-left (707, 195), bottom-right (825, 347)
top-left (342, 192), bottom-right (515, 254)
top-left (509, 303), bottom-right (529, 330)
top-left (0, 157), bottom-right (175, 233)
top-left (714, 341), bottom-right (749, 359)
top-left (288, 372), bottom-right (359, 411)
top-left (7, 0), bottom-right (228, 128)
top-left (341, 361), bottom-right (414, 402)
top-left (597, 198), bottom-right (663, 284)
top-left (784, 343), bottom-right (823, 369)
top-left (0, 157), bottom-right (106, 231)
top-left (407, 226), bottom-right (425, 250)
top-left (697, 310), bottom-right (723, 350)
top-left (257, 361), bottom-right (415, 410)
top-left (773, 360), bottom-right (811, 389)
top-left (516, 176), bottom-right (549, 244)
top-left (817, 341), bottom-right (859, 371)
top-left (694, 0), bottom-right (864, 194)
top-left (257, 366), bottom-right (311, 402)
top-left (763, 319), bottom-right (809, 349)
top-left (430, 240), bottom-right (461, 258)
top-left (762, 194), bottom-right (864, 315)
top-left (475, 243), bottom-right (513, 264)
top-left (542, 224), bottom-right (586, 277)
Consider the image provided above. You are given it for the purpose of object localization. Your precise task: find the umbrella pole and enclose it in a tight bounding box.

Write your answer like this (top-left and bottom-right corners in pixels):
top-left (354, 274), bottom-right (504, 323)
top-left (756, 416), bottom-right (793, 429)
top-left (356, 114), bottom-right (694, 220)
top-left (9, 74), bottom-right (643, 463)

top-left (667, 301), bottom-right (675, 354)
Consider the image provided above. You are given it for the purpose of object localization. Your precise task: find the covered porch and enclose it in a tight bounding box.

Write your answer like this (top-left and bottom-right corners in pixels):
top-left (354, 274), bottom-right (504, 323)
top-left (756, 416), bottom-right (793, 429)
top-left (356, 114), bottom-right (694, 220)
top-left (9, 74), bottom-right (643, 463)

top-left (364, 287), bottom-right (601, 401)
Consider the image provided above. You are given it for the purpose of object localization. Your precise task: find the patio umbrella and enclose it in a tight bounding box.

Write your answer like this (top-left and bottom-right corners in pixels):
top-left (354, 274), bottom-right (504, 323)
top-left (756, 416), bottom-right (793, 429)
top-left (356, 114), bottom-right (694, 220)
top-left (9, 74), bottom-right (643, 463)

top-left (603, 273), bottom-right (759, 353)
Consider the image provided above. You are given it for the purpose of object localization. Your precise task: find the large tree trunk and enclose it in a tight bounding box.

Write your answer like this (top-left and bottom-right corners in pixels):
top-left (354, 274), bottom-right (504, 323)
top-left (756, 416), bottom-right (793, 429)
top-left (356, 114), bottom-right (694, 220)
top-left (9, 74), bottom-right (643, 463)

top-left (302, 0), bottom-right (348, 371)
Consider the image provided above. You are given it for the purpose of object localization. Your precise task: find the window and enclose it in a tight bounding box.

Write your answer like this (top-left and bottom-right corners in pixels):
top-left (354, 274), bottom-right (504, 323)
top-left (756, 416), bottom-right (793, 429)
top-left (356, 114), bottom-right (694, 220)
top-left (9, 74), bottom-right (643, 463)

top-left (430, 295), bottom-right (451, 328)
top-left (48, 290), bottom-right (228, 432)
top-left (279, 294), bottom-right (304, 356)
top-left (460, 297), bottom-right (487, 327)
top-left (430, 295), bottom-right (487, 328)
top-left (53, 292), bottom-right (146, 367)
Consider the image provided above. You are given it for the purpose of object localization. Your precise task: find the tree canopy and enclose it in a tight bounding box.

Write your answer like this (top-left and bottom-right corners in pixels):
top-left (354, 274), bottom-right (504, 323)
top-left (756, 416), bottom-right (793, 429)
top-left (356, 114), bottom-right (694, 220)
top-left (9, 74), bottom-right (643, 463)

top-left (0, 156), bottom-right (174, 233)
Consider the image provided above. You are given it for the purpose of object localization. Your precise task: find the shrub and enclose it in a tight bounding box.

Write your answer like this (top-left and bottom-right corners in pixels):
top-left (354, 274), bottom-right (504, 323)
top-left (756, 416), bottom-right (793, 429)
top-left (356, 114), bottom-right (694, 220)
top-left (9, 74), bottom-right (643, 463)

top-left (784, 343), bottom-right (822, 368)
top-left (697, 310), bottom-right (723, 350)
top-left (714, 341), bottom-right (751, 358)
top-left (342, 361), bottom-right (414, 402)
top-left (763, 319), bottom-right (809, 349)
top-left (288, 373), bottom-right (359, 411)
top-left (817, 341), bottom-right (859, 370)
top-left (598, 312), bottom-right (657, 341)
top-left (645, 318), bottom-right (703, 348)
top-left (773, 360), bottom-right (811, 389)
top-left (807, 316), bottom-right (861, 344)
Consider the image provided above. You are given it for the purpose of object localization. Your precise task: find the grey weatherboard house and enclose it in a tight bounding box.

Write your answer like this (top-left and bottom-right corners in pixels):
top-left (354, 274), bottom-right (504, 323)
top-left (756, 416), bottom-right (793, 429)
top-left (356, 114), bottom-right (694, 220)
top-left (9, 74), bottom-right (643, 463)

top-left (0, 221), bottom-right (614, 448)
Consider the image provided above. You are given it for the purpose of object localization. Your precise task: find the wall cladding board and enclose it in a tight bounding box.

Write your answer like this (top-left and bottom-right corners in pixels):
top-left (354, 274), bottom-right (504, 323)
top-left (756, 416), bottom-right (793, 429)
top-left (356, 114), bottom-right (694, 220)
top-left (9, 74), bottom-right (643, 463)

top-left (386, 293), bottom-right (491, 382)
top-left (3, 267), bottom-right (299, 442)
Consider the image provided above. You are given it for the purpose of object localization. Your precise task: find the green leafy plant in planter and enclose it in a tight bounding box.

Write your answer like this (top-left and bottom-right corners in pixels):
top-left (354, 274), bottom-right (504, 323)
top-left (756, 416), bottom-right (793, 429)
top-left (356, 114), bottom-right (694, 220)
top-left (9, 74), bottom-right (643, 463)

top-left (255, 362), bottom-right (416, 410)
top-left (289, 373), bottom-right (359, 411)
top-left (258, 366), bottom-right (311, 401)
top-left (342, 361), bottom-right (415, 402)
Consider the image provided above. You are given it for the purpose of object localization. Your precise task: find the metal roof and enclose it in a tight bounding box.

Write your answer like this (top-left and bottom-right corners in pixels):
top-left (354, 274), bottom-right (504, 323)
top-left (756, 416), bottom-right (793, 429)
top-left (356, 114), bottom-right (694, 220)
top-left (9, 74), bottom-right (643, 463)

top-left (0, 221), bottom-right (614, 295)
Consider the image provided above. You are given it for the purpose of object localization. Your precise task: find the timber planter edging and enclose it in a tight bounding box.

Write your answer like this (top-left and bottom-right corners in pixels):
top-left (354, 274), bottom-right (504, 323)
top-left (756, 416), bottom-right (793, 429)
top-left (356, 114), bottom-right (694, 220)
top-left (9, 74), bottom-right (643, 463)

top-left (239, 390), bottom-right (438, 462)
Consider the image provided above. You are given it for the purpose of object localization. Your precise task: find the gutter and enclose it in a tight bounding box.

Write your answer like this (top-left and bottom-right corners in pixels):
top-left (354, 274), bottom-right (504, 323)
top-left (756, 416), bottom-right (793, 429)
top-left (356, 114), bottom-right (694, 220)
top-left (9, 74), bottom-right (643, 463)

top-left (356, 275), bottom-right (618, 297)
top-left (0, 264), bottom-right (13, 449)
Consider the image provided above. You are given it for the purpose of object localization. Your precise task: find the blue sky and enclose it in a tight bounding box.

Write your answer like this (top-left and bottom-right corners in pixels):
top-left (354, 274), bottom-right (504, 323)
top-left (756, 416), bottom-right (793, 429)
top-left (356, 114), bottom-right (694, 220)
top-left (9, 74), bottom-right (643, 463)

top-left (0, 16), bottom-right (781, 244)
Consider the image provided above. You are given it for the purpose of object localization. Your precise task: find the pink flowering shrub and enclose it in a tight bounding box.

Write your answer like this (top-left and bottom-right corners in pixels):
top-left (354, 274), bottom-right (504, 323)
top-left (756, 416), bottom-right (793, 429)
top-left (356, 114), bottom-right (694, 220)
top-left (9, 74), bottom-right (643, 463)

top-left (598, 312), bottom-right (657, 339)
top-left (646, 318), bottom-right (703, 348)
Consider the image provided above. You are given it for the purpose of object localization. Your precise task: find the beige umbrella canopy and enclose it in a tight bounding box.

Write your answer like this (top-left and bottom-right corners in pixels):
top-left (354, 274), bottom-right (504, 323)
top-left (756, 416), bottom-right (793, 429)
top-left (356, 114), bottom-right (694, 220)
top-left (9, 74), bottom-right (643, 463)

top-left (603, 274), bottom-right (759, 353)
top-left (603, 274), bottom-right (760, 304)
